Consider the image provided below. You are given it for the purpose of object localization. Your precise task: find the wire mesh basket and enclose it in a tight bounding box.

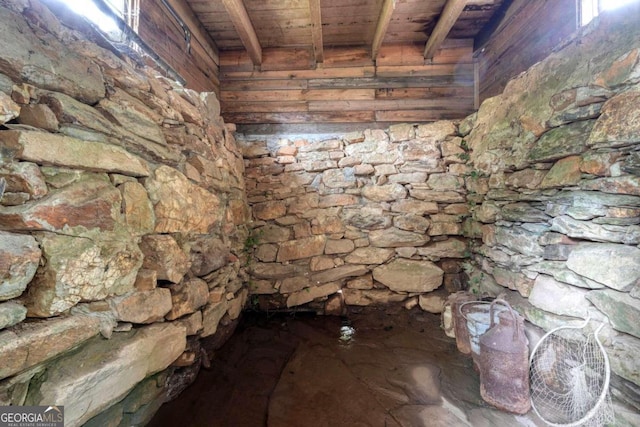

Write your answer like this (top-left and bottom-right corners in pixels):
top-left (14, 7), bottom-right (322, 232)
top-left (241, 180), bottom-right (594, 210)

top-left (529, 318), bottom-right (614, 427)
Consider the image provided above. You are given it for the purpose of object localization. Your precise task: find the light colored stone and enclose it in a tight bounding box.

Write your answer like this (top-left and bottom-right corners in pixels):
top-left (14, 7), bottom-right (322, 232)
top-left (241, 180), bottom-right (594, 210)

top-left (587, 289), bottom-right (640, 339)
top-left (345, 247), bottom-right (394, 264)
top-left (588, 89), bottom-right (640, 148)
top-left (17, 103), bottom-right (58, 131)
top-left (277, 236), bottom-right (326, 262)
top-left (145, 166), bottom-right (222, 234)
top-left (427, 174), bottom-right (464, 191)
top-left (416, 238), bottom-right (467, 260)
top-left (25, 230), bottom-right (142, 317)
top-left (343, 289), bottom-right (407, 306)
top-left (409, 189), bottom-right (465, 203)
top-left (286, 282), bottom-right (341, 307)
top-left (110, 288), bottom-right (172, 324)
top-left (325, 239), bottom-right (355, 255)
top-left (0, 91), bottom-right (19, 124)
top-left (373, 259), bottom-right (443, 293)
top-left (418, 293), bottom-right (446, 313)
top-left (539, 156), bottom-right (582, 188)
top-left (27, 323), bottom-right (186, 427)
top-left (140, 235), bottom-right (190, 283)
top-left (566, 243), bottom-right (640, 291)
top-left (608, 333), bottom-right (640, 386)
top-left (388, 123), bottom-right (414, 142)
top-left (361, 183), bottom-right (407, 202)
top-left (551, 215), bottom-right (640, 244)
top-left (393, 215), bottom-right (431, 233)
top-left (528, 275), bottom-right (591, 318)
top-left (0, 232), bottom-right (40, 301)
top-left (166, 278), bottom-right (209, 320)
top-left (369, 227), bottom-right (428, 248)
top-left (120, 181), bottom-right (155, 235)
top-left (310, 256), bottom-right (335, 271)
top-left (279, 277), bottom-right (311, 294)
top-left (4, 130), bottom-right (149, 176)
top-left (322, 167), bottom-right (356, 188)
top-left (189, 236), bottom-right (230, 277)
top-left (227, 289), bottom-right (247, 320)
top-left (0, 301), bottom-right (26, 330)
top-left (201, 299), bottom-right (229, 337)
top-left (391, 200), bottom-right (439, 215)
top-left (416, 121), bottom-right (456, 140)
top-left (253, 201), bottom-right (286, 220)
top-left (173, 310), bottom-right (203, 336)
top-left (0, 314), bottom-right (103, 380)
top-left (346, 275), bottom-right (374, 290)
top-left (310, 265), bottom-right (368, 284)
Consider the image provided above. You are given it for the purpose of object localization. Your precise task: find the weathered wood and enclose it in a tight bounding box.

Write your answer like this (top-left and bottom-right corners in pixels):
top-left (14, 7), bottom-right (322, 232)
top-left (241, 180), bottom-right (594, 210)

top-left (372, 0), bottom-right (396, 60)
top-left (322, 47), bottom-right (373, 68)
top-left (221, 89), bottom-right (375, 102)
top-left (424, 0), bottom-right (468, 59)
top-left (223, 111), bottom-right (376, 124)
top-left (308, 98), bottom-right (472, 111)
top-left (376, 109), bottom-right (474, 122)
top-left (374, 87), bottom-right (473, 99)
top-left (165, 0), bottom-right (220, 65)
top-left (307, 75), bottom-right (473, 89)
top-left (222, 66), bottom-right (377, 80)
top-left (309, 0), bottom-right (324, 63)
top-left (221, 0), bottom-right (263, 65)
top-left (376, 63), bottom-right (475, 79)
top-left (222, 79), bottom-right (309, 91)
top-left (221, 101), bottom-right (308, 112)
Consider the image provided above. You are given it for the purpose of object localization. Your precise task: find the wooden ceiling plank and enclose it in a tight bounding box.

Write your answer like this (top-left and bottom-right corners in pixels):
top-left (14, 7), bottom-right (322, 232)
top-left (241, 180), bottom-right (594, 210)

top-left (423, 0), bottom-right (468, 59)
top-left (309, 0), bottom-right (324, 63)
top-left (371, 0), bottom-right (396, 61)
top-left (221, 0), bottom-right (263, 65)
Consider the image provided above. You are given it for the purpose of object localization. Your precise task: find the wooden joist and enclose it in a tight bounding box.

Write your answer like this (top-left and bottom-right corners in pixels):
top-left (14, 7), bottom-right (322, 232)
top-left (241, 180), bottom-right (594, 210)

top-left (309, 0), bottom-right (324, 63)
top-left (424, 0), bottom-right (468, 59)
top-left (221, 0), bottom-right (262, 65)
top-left (165, 0), bottom-right (220, 66)
top-left (371, 0), bottom-right (396, 61)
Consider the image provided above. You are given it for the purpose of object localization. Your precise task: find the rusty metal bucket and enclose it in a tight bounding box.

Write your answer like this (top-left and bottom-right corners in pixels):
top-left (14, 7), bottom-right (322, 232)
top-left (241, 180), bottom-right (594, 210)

top-left (461, 300), bottom-right (507, 370)
top-left (449, 292), bottom-right (478, 354)
top-left (478, 299), bottom-right (530, 414)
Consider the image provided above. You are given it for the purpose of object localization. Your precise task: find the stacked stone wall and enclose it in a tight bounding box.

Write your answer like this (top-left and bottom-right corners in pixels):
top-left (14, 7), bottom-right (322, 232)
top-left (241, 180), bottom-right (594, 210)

top-left (0, 1), bottom-right (250, 426)
top-left (239, 122), bottom-right (473, 314)
top-left (464, 6), bottom-right (640, 411)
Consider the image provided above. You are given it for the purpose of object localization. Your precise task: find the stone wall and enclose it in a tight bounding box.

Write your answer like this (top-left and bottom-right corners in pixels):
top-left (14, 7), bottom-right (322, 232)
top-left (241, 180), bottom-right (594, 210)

top-left (239, 122), bottom-right (472, 314)
top-left (465, 5), bottom-right (640, 410)
top-left (0, 1), bottom-right (250, 426)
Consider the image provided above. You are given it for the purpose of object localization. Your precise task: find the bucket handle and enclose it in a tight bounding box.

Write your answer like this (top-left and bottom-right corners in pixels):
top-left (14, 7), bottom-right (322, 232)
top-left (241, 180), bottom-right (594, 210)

top-left (459, 300), bottom-right (490, 321)
top-left (489, 298), bottom-right (519, 338)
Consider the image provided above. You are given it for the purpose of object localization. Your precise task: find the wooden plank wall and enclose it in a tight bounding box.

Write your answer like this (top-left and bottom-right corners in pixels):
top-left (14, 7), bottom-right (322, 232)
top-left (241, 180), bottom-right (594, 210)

top-left (475, 0), bottom-right (576, 102)
top-left (138, 0), bottom-right (220, 93)
top-left (219, 40), bottom-right (475, 125)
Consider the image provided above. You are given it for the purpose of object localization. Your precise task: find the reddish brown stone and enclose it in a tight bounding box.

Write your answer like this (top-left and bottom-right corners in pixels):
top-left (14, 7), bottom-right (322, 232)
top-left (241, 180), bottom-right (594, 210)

top-left (0, 161), bottom-right (47, 200)
top-left (17, 104), bottom-right (59, 131)
top-left (253, 201), bottom-right (286, 220)
top-left (540, 156), bottom-right (582, 188)
top-left (166, 278), bottom-right (209, 321)
top-left (580, 152), bottom-right (623, 176)
top-left (277, 236), bottom-right (326, 262)
top-left (134, 269), bottom-right (157, 291)
top-left (140, 235), bottom-right (190, 283)
top-left (110, 288), bottom-right (172, 324)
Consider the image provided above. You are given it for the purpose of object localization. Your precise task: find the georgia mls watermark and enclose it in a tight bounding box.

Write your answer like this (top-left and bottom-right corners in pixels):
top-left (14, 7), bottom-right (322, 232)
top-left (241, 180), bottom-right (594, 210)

top-left (0, 406), bottom-right (64, 427)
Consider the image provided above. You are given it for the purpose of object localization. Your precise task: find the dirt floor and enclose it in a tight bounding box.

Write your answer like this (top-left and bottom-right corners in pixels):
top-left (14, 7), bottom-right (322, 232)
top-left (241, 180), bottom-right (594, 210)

top-left (148, 306), bottom-right (546, 427)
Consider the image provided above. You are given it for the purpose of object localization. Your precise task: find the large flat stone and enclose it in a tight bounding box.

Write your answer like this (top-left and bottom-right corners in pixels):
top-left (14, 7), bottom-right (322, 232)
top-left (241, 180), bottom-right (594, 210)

top-left (26, 323), bottom-right (186, 427)
top-left (588, 89), bottom-right (640, 148)
top-left (119, 181), bottom-right (155, 235)
top-left (373, 259), bottom-right (443, 293)
top-left (165, 278), bottom-right (209, 321)
top-left (201, 300), bottom-right (229, 337)
top-left (587, 289), bottom-right (640, 339)
top-left (0, 175), bottom-right (121, 232)
top-left (277, 236), bottom-right (326, 262)
top-left (528, 275), bottom-right (591, 318)
top-left (109, 288), bottom-right (172, 324)
top-left (369, 227), bottom-right (428, 248)
top-left (145, 166), bottom-right (222, 234)
top-left (361, 184), bottom-right (407, 202)
top-left (310, 265), bottom-right (369, 284)
top-left (3, 130), bottom-right (149, 177)
top-left (0, 231), bottom-right (40, 301)
top-left (0, 314), bottom-right (103, 380)
top-left (416, 238), bottom-right (467, 260)
top-left (345, 247), bottom-right (395, 264)
top-left (551, 215), bottom-right (640, 244)
top-left (24, 230), bottom-right (142, 317)
top-left (566, 243), bottom-right (640, 291)
top-left (0, 301), bottom-right (26, 330)
top-left (0, 7), bottom-right (105, 104)
top-left (286, 282), bottom-right (341, 307)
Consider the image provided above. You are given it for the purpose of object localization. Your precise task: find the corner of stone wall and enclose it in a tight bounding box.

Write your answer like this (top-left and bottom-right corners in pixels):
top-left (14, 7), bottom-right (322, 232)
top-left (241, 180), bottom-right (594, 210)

top-left (463, 6), bottom-right (640, 413)
top-left (0, 1), bottom-right (251, 425)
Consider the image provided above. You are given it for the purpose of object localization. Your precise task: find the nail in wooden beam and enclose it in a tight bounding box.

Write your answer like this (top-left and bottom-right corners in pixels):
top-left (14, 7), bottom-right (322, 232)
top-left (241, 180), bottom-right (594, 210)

top-left (309, 0), bottom-right (324, 63)
top-left (371, 0), bottom-right (396, 61)
top-left (424, 0), bottom-right (467, 60)
top-left (221, 0), bottom-right (262, 65)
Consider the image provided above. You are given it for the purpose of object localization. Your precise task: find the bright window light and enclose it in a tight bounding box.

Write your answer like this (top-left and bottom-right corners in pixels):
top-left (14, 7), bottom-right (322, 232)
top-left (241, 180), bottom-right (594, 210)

top-left (600, 0), bottom-right (639, 10)
top-left (58, 0), bottom-right (122, 33)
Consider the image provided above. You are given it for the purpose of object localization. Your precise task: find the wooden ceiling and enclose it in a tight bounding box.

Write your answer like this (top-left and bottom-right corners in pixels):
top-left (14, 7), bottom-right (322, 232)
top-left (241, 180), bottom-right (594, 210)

top-left (187, 0), bottom-right (504, 66)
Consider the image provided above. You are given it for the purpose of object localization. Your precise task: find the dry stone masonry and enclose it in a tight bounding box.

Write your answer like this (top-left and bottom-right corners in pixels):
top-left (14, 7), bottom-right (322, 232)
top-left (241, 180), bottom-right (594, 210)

top-left (240, 121), bottom-right (470, 314)
top-left (0, 1), bottom-right (250, 426)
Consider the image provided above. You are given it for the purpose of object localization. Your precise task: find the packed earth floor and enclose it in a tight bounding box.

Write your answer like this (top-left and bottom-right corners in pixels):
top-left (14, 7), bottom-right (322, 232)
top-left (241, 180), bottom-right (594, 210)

top-left (148, 306), bottom-right (545, 426)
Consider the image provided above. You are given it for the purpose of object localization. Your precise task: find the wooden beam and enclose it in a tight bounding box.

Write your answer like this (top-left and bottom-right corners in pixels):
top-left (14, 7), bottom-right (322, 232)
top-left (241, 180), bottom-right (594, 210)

top-left (371, 0), bottom-right (395, 61)
top-left (308, 0), bottom-right (324, 63)
top-left (165, 0), bottom-right (220, 66)
top-left (423, 0), bottom-right (468, 60)
top-left (221, 0), bottom-right (262, 65)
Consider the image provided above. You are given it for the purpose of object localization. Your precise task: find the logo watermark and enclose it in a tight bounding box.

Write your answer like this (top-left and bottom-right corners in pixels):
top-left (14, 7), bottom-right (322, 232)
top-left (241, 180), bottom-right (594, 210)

top-left (0, 406), bottom-right (64, 427)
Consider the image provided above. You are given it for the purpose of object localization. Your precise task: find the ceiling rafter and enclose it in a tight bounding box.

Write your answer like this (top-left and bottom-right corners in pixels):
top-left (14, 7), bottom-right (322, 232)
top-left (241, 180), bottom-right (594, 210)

top-left (424, 0), bottom-right (468, 60)
top-left (308, 0), bottom-right (324, 63)
top-left (371, 0), bottom-right (396, 61)
top-left (221, 0), bottom-right (262, 65)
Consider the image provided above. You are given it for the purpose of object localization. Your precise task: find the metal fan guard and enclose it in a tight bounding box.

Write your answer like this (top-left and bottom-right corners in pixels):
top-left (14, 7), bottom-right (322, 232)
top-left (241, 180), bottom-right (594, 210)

top-left (529, 319), bottom-right (613, 427)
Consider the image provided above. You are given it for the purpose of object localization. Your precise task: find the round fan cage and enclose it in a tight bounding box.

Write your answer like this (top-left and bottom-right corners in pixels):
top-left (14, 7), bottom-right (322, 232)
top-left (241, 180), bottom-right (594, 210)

top-left (529, 319), bottom-right (614, 427)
